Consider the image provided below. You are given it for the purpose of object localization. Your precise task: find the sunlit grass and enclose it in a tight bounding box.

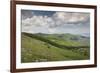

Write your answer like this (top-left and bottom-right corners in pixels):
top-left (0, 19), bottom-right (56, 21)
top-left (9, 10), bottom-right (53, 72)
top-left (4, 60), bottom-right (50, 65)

top-left (21, 33), bottom-right (90, 63)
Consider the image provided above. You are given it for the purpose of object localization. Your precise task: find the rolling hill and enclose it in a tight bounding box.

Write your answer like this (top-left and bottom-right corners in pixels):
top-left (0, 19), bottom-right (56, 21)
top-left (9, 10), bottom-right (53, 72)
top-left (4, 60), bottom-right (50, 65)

top-left (21, 32), bottom-right (90, 63)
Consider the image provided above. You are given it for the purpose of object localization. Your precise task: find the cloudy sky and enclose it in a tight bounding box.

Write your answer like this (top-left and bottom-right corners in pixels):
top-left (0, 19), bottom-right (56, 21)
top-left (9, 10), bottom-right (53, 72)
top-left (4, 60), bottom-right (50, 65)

top-left (21, 10), bottom-right (90, 36)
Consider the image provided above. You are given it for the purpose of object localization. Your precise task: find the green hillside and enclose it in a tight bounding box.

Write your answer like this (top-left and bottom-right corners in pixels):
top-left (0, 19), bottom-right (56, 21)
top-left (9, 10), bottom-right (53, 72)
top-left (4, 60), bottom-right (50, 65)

top-left (21, 32), bottom-right (90, 63)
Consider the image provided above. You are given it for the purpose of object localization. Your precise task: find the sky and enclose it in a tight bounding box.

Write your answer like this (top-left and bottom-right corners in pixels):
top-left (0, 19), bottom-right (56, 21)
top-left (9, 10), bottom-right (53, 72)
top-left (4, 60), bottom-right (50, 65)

top-left (21, 10), bottom-right (90, 36)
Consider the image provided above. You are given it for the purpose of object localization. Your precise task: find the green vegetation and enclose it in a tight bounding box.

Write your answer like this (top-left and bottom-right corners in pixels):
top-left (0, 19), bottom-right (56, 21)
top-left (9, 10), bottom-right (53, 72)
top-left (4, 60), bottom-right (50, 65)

top-left (21, 32), bottom-right (90, 63)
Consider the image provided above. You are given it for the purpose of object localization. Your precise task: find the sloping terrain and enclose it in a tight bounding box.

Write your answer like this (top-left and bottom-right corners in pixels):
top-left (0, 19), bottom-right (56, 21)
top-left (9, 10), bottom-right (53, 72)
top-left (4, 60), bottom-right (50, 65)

top-left (21, 32), bottom-right (90, 63)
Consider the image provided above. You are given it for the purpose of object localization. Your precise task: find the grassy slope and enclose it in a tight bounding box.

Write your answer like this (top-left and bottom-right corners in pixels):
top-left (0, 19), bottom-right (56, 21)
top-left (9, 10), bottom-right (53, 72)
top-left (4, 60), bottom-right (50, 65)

top-left (33, 33), bottom-right (90, 46)
top-left (21, 33), bottom-right (90, 63)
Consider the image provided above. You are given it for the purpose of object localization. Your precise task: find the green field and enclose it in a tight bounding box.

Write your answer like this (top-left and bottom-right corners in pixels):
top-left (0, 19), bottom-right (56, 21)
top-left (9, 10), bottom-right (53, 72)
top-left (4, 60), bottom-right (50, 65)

top-left (21, 32), bottom-right (90, 63)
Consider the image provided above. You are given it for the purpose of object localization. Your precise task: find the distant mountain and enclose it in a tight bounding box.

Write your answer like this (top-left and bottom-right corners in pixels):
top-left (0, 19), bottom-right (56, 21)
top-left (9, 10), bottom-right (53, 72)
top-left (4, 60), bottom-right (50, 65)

top-left (82, 33), bottom-right (90, 37)
top-left (34, 33), bottom-right (89, 41)
top-left (22, 32), bottom-right (90, 46)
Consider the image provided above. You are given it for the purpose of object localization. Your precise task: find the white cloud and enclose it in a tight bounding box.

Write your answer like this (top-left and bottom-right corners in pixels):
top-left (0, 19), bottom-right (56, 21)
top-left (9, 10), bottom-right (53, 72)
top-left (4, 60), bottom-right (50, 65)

top-left (53, 12), bottom-right (89, 23)
top-left (48, 28), bottom-right (56, 34)
top-left (21, 10), bottom-right (34, 19)
top-left (21, 11), bottom-right (90, 35)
